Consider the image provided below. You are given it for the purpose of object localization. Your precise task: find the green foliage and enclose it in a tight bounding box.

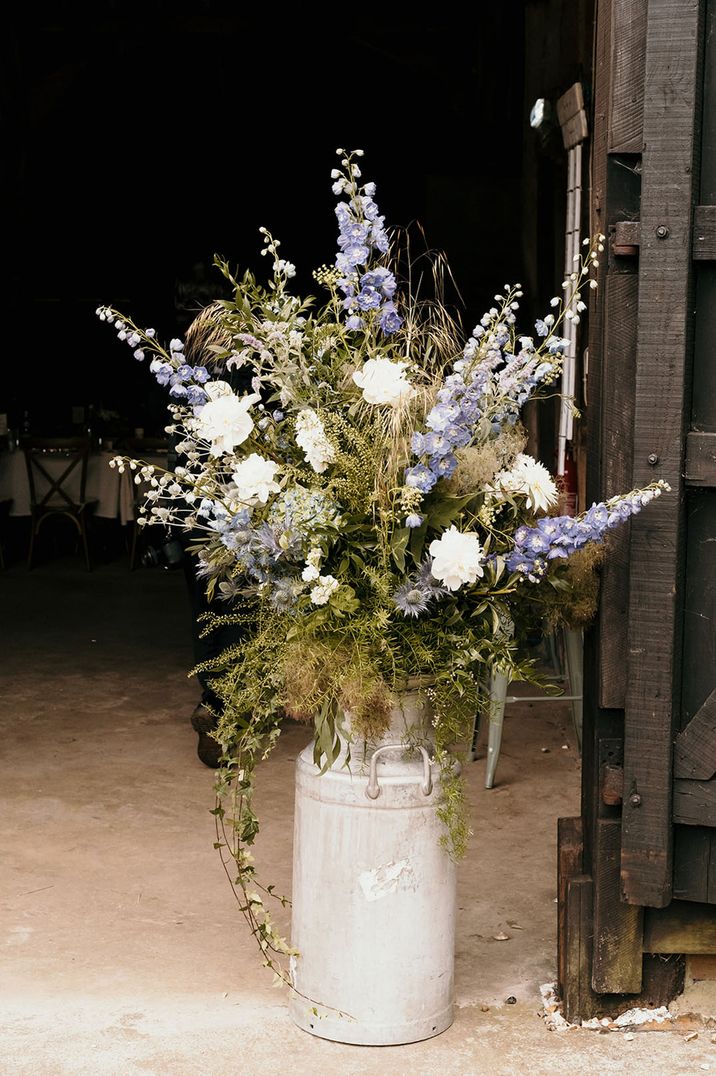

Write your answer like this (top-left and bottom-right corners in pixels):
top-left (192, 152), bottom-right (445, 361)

top-left (99, 153), bottom-right (624, 991)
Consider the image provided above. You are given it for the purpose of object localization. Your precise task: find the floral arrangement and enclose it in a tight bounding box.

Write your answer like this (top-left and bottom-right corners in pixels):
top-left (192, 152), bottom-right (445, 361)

top-left (98, 148), bottom-right (667, 985)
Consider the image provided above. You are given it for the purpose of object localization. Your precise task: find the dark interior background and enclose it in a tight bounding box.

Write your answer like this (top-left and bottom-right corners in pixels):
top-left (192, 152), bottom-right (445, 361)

top-left (2, 4), bottom-right (592, 450)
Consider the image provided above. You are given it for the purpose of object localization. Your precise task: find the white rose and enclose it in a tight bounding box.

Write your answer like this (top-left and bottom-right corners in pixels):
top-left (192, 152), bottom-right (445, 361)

top-left (231, 453), bottom-right (281, 504)
top-left (194, 386), bottom-right (261, 457)
top-left (352, 357), bottom-right (414, 406)
top-left (301, 564), bottom-right (320, 582)
top-left (493, 454), bottom-right (558, 514)
top-left (429, 526), bottom-right (484, 591)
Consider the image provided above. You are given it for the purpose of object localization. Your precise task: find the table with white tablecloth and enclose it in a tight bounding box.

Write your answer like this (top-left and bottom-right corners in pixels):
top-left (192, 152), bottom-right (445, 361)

top-left (0, 449), bottom-right (170, 525)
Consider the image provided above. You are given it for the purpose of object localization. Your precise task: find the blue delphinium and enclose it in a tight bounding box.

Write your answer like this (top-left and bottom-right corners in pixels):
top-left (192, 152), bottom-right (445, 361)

top-left (404, 303), bottom-right (568, 488)
top-left (97, 307), bottom-right (212, 406)
top-left (404, 332), bottom-right (494, 493)
top-left (333, 151), bottom-right (402, 335)
top-left (504, 482), bottom-right (668, 582)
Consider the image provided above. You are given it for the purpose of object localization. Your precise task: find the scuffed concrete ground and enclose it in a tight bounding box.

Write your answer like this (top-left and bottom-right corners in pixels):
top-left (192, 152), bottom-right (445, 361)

top-left (1, 558), bottom-right (714, 1074)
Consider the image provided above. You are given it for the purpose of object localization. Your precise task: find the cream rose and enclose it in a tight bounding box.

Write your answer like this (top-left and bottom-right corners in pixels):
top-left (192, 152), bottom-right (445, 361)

top-left (194, 382), bottom-right (261, 457)
top-left (231, 453), bottom-right (281, 504)
top-left (429, 526), bottom-right (484, 591)
top-left (352, 357), bottom-right (414, 406)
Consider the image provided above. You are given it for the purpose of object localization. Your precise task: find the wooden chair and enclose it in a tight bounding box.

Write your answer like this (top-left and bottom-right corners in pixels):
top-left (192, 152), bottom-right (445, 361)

top-left (22, 438), bottom-right (97, 570)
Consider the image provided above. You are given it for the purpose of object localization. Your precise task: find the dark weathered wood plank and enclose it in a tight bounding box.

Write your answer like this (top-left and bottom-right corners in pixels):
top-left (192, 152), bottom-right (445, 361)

top-left (685, 432), bottom-right (716, 486)
top-left (609, 0), bottom-right (647, 153)
top-left (674, 826), bottom-right (712, 902)
top-left (692, 205), bottom-right (716, 259)
top-left (674, 778), bottom-right (716, 825)
top-left (692, 270), bottom-right (716, 430)
top-left (563, 876), bottom-right (598, 1024)
top-left (681, 492), bottom-right (716, 741)
top-left (599, 273), bottom-right (638, 710)
top-left (674, 689), bottom-right (716, 779)
top-left (621, 0), bottom-right (702, 908)
top-left (709, 840), bottom-right (716, 902)
top-left (583, 0), bottom-right (615, 875)
top-left (558, 817), bottom-right (584, 997)
top-left (592, 818), bottom-right (644, 992)
top-left (644, 900), bottom-right (716, 953)
top-left (700, 0), bottom-right (716, 204)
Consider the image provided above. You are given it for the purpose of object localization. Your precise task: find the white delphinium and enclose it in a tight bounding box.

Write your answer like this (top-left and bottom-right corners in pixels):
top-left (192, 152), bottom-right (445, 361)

top-left (352, 357), bottom-right (414, 406)
top-left (492, 454), bottom-right (558, 513)
top-left (310, 574), bottom-right (340, 605)
top-left (428, 527), bottom-right (484, 591)
top-left (295, 409), bottom-right (335, 473)
top-left (193, 381), bottom-right (260, 457)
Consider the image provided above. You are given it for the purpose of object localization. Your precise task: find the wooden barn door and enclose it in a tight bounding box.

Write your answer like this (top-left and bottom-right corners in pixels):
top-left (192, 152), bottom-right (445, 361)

top-left (668, 0), bottom-right (716, 904)
top-left (619, 0), bottom-right (704, 909)
top-left (560, 0), bottom-right (716, 1021)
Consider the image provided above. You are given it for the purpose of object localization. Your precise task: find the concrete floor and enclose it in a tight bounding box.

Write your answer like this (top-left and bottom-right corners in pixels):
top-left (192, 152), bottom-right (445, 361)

top-left (1, 551), bottom-right (714, 1074)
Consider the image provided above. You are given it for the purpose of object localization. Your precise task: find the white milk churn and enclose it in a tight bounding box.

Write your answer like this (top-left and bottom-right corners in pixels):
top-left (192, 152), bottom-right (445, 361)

top-left (288, 682), bottom-right (457, 1045)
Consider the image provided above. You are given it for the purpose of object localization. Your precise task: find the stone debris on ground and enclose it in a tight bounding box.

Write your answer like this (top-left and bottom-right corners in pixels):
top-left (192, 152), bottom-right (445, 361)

top-left (539, 983), bottom-right (678, 1034)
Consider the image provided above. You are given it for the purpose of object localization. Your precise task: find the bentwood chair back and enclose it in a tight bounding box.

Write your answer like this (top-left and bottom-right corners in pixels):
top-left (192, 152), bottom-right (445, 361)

top-left (22, 437), bottom-right (97, 570)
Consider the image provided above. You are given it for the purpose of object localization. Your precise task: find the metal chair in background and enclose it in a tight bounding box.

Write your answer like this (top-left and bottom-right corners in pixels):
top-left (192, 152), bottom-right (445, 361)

top-left (470, 627), bottom-right (584, 788)
top-left (22, 438), bottom-right (97, 570)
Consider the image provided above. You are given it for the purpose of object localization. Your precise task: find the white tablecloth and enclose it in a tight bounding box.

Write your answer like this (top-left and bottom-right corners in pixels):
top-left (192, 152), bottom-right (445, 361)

top-left (0, 450), bottom-right (170, 525)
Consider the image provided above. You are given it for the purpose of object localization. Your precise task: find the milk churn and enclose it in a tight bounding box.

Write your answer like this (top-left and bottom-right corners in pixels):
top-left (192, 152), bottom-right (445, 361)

top-left (289, 682), bottom-right (457, 1046)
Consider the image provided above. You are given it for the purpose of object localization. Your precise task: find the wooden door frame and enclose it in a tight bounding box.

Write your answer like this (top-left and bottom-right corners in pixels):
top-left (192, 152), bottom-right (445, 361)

top-left (560, 0), bottom-right (709, 1020)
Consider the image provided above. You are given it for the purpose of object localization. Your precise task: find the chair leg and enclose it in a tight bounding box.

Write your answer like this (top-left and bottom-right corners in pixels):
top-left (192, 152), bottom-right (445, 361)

top-left (129, 521), bottom-right (138, 571)
top-left (27, 518), bottom-right (37, 570)
top-left (485, 668), bottom-right (510, 789)
top-left (468, 707), bottom-right (482, 763)
top-left (563, 627), bottom-right (584, 752)
top-left (80, 514), bottom-right (92, 572)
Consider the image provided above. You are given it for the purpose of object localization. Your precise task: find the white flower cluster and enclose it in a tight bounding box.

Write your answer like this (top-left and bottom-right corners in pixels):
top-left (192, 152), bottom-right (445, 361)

top-left (295, 410), bottom-right (335, 473)
top-left (491, 454), bottom-right (558, 514)
top-left (301, 547), bottom-right (323, 582)
top-left (310, 574), bottom-right (340, 606)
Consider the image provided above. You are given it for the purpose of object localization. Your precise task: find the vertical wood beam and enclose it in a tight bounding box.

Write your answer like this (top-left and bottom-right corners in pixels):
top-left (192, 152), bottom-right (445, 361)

top-left (592, 818), bottom-right (644, 991)
top-left (558, 816), bottom-right (584, 996)
top-left (608, 0), bottom-right (648, 152)
top-left (621, 0), bottom-right (703, 906)
top-left (564, 876), bottom-right (599, 1023)
top-left (583, 0), bottom-right (614, 876)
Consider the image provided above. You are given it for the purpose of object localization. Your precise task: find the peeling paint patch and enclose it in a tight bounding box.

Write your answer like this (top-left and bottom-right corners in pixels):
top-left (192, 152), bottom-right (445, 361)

top-left (6, 926), bottom-right (33, 946)
top-left (358, 859), bottom-right (413, 901)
